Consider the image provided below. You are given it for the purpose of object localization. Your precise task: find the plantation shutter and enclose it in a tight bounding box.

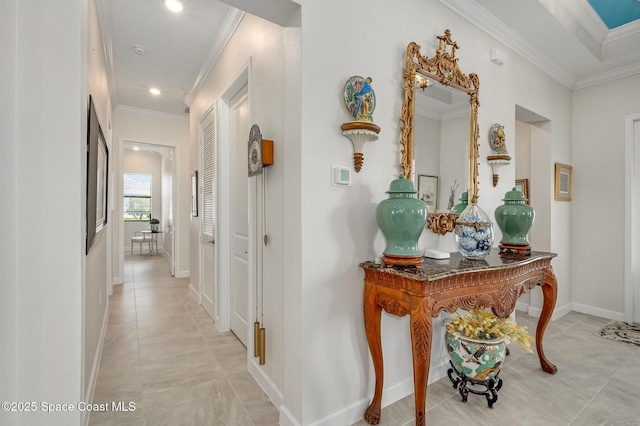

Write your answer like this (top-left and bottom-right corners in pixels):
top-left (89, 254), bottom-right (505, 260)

top-left (202, 116), bottom-right (215, 237)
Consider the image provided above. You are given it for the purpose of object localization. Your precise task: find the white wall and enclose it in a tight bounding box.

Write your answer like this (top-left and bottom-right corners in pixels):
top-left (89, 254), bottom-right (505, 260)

top-left (293, 0), bottom-right (574, 423)
top-left (0, 0), bottom-right (18, 417)
top-left (515, 120), bottom-right (533, 309)
top-left (84, 0), bottom-right (112, 415)
top-left (111, 110), bottom-right (190, 280)
top-left (2, 0), bottom-right (88, 424)
top-left (414, 113), bottom-right (440, 179)
top-left (572, 73), bottom-right (640, 319)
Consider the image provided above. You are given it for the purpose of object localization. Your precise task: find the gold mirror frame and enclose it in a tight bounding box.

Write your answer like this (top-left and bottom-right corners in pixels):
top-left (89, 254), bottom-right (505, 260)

top-left (400, 30), bottom-right (480, 234)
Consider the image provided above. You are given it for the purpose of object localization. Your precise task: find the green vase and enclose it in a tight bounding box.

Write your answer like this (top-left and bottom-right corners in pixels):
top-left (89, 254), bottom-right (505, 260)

top-left (376, 175), bottom-right (427, 264)
top-left (450, 191), bottom-right (468, 213)
top-left (494, 187), bottom-right (535, 247)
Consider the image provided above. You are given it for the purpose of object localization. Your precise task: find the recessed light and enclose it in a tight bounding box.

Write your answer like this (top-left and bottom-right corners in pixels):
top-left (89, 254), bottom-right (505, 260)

top-left (164, 0), bottom-right (183, 12)
top-left (133, 146), bottom-right (140, 151)
top-left (149, 88), bottom-right (161, 96)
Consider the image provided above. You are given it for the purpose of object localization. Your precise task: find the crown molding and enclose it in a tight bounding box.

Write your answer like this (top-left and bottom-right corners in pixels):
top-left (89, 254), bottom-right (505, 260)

top-left (605, 19), bottom-right (640, 43)
top-left (95, 0), bottom-right (118, 109)
top-left (116, 105), bottom-right (189, 122)
top-left (575, 61), bottom-right (640, 89)
top-left (182, 8), bottom-right (245, 106)
top-left (438, 0), bottom-right (576, 89)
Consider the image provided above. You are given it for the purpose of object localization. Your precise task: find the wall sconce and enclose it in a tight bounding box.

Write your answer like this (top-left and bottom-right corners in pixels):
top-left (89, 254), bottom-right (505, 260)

top-left (415, 75), bottom-right (433, 90)
top-left (487, 155), bottom-right (511, 186)
top-left (341, 121), bottom-right (380, 172)
top-left (342, 75), bottom-right (380, 172)
top-left (487, 123), bottom-right (511, 186)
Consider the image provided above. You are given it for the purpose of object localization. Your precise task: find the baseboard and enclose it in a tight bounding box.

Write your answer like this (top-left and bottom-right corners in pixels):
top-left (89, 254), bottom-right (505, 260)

top-left (189, 282), bottom-right (200, 301)
top-left (83, 307), bottom-right (109, 425)
top-left (571, 302), bottom-right (624, 321)
top-left (278, 404), bottom-right (301, 426)
top-left (175, 269), bottom-right (190, 278)
top-left (515, 301), bottom-right (529, 313)
top-left (528, 301), bottom-right (572, 321)
top-left (305, 359), bottom-right (449, 426)
top-left (248, 360), bottom-right (285, 418)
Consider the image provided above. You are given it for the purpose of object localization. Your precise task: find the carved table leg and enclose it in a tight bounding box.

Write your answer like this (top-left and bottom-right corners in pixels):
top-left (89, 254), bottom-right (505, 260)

top-left (363, 283), bottom-right (383, 425)
top-left (537, 268), bottom-right (558, 374)
top-left (409, 298), bottom-right (432, 426)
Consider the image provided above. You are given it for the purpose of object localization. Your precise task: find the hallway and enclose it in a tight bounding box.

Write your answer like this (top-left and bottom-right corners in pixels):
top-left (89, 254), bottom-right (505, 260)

top-left (89, 254), bottom-right (278, 425)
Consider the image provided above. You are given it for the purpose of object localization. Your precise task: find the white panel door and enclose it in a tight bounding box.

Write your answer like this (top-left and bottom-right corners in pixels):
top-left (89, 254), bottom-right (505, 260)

top-left (230, 86), bottom-right (249, 346)
top-left (200, 108), bottom-right (216, 319)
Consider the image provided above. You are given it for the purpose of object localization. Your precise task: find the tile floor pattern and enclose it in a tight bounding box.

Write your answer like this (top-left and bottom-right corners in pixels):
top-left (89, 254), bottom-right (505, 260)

top-left (89, 254), bottom-right (279, 426)
top-left (352, 311), bottom-right (640, 426)
top-left (92, 254), bottom-right (640, 425)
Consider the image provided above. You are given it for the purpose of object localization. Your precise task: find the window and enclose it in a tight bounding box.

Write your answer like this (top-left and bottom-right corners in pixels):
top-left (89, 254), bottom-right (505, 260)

top-left (124, 173), bottom-right (152, 221)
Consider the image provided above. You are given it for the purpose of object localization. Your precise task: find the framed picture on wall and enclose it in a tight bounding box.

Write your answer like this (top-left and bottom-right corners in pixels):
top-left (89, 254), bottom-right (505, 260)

top-left (86, 95), bottom-right (109, 254)
top-left (191, 171), bottom-right (198, 217)
top-left (515, 178), bottom-right (529, 204)
top-left (95, 129), bottom-right (109, 231)
top-left (554, 163), bottom-right (572, 201)
top-left (418, 174), bottom-right (439, 211)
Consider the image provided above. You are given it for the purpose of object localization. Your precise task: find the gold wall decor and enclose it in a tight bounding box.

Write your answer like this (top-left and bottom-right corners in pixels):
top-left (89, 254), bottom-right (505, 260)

top-left (427, 212), bottom-right (460, 235)
top-left (399, 29), bottom-right (481, 204)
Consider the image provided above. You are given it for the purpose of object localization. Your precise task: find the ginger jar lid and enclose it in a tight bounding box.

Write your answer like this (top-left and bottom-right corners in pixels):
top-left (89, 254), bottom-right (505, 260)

top-left (386, 174), bottom-right (416, 194)
top-left (503, 187), bottom-right (526, 203)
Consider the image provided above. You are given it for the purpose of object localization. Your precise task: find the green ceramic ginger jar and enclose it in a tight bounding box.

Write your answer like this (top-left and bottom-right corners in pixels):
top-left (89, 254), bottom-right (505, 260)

top-left (376, 175), bottom-right (427, 266)
top-left (450, 191), bottom-right (468, 213)
top-left (494, 187), bottom-right (535, 247)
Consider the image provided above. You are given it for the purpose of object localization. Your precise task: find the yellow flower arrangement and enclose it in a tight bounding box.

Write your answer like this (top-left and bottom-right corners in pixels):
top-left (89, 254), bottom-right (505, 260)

top-left (445, 307), bottom-right (534, 353)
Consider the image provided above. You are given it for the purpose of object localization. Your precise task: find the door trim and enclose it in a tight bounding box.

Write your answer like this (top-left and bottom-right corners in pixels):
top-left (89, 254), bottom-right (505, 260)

top-left (219, 58), bottom-right (254, 347)
top-left (115, 137), bottom-right (181, 287)
top-left (625, 112), bottom-right (640, 323)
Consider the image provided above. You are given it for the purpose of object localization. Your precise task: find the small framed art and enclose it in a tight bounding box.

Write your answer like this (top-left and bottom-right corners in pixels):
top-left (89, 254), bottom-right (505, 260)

top-left (515, 178), bottom-right (529, 204)
top-left (418, 174), bottom-right (439, 211)
top-left (554, 163), bottom-right (572, 201)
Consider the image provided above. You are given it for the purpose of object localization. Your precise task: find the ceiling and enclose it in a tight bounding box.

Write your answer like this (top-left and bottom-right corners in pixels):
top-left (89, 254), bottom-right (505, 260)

top-left (588, 0), bottom-right (640, 28)
top-left (96, 0), bottom-right (640, 118)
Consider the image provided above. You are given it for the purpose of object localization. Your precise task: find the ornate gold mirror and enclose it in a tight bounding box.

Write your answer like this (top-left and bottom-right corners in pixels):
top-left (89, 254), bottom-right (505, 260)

top-left (400, 29), bottom-right (480, 234)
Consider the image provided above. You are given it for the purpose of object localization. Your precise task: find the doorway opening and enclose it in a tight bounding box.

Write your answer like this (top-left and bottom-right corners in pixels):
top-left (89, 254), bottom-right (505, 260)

top-left (515, 105), bottom-right (552, 315)
top-left (122, 141), bottom-right (177, 276)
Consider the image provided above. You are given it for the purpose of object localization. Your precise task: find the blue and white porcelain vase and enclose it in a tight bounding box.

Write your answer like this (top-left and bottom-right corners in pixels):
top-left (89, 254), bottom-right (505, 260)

top-left (455, 203), bottom-right (494, 259)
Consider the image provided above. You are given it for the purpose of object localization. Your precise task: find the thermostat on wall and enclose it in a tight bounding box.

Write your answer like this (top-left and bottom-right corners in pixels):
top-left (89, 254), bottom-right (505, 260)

top-left (332, 166), bottom-right (351, 186)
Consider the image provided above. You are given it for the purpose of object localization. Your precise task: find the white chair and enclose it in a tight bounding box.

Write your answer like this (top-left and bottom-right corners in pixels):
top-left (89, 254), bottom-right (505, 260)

top-left (141, 230), bottom-right (159, 254)
top-left (131, 231), bottom-right (153, 255)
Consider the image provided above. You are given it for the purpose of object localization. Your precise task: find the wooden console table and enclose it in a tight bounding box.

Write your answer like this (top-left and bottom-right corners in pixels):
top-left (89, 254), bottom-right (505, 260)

top-left (361, 249), bottom-right (558, 425)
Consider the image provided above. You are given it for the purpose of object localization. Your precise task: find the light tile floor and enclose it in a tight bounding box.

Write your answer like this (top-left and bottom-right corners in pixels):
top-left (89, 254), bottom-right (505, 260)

top-left (89, 254), bottom-right (279, 426)
top-left (92, 253), bottom-right (640, 425)
top-left (352, 310), bottom-right (640, 426)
